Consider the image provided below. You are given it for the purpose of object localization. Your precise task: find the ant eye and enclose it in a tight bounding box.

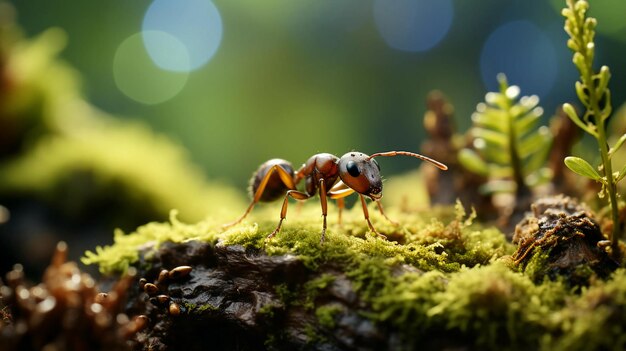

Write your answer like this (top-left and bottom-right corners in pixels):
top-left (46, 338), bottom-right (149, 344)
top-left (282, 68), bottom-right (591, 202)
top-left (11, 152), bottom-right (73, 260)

top-left (346, 161), bottom-right (360, 177)
top-left (372, 159), bottom-right (380, 171)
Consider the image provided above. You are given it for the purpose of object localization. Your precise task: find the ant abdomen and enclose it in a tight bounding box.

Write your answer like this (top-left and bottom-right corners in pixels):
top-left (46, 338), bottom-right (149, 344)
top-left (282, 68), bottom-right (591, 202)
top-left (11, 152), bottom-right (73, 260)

top-left (249, 159), bottom-right (295, 202)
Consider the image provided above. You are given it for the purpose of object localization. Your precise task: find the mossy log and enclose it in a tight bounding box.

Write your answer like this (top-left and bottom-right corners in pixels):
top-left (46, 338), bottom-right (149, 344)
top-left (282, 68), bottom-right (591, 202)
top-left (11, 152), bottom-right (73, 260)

top-left (127, 241), bottom-right (398, 350)
top-left (73, 202), bottom-right (626, 351)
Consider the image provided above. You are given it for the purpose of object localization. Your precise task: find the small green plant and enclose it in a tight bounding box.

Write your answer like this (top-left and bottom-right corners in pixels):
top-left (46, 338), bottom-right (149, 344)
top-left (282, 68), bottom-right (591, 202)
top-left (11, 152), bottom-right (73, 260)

top-left (459, 74), bottom-right (552, 198)
top-left (561, 0), bottom-right (624, 250)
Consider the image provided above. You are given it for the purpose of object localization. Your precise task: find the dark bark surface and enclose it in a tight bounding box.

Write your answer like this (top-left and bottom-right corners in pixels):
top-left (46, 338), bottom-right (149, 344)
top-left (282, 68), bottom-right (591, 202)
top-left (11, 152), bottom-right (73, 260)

top-left (127, 242), bottom-right (397, 351)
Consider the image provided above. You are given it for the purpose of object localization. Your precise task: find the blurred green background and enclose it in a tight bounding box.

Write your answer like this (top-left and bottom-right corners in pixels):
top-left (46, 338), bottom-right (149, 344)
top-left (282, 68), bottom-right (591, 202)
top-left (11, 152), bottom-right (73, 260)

top-left (2, 0), bottom-right (626, 276)
top-left (10, 0), bottom-right (626, 189)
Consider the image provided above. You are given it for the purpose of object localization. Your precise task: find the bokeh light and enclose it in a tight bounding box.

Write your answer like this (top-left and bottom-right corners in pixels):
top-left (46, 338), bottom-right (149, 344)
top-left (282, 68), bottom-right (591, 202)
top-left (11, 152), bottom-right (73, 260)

top-left (113, 31), bottom-right (189, 104)
top-left (142, 0), bottom-right (223, 72)
top-left (373, 0), bottom-right (453, 52)
top-left (480, 21), bottom-right (557, 97)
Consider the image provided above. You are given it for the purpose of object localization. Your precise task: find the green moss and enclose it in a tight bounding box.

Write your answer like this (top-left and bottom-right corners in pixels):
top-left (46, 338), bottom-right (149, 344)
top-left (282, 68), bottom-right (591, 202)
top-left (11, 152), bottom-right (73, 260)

top-left (428, 264), bottom-right (565, 349)
top-left (371, 270), bottom-right (446, 333)
top-left (183, 302), bottom-right (218, 314)
top-left (0, 16), bottom-right (245, 229)
top-left (304, 323), bottom-right (322, 344)
top-left (405, 201), bottom-right (514, 269)
top-left (543, 269), bottom-right (626, 351)
top-left (0, 121), bottom-right (245, 224)
top-left (81, 193), bottom-right (626, 349)
top-left (522, 246), bottom-right (551, 281)
top-left (83, 199), bottom-right (511, 276)
top-left (315, 305), bottom-right (342, 329)
top-left (258, 303), bottom-right (278, 318)
top-left (302, 274), bottom-right (335, 309)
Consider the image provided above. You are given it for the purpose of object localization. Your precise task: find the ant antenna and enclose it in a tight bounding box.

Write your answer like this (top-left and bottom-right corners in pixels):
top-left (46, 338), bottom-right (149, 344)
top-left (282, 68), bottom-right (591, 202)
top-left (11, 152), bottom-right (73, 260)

top-left (368, 151), bottom-right (448, 171)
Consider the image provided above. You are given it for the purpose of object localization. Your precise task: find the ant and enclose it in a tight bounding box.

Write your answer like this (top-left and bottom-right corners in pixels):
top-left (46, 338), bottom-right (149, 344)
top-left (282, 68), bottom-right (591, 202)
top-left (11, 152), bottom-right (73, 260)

top-left (224, 151), bottom-right (447, 243)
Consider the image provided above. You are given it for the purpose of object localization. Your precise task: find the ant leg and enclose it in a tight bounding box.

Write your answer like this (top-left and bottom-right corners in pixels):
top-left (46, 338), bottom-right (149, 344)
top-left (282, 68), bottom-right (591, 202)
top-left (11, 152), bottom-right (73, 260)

top-left (376, 201), bottom-right (398, 226)
top-left (319, 179), bottom-right (328, 243)
top-left (336, 198), bottom-right (345, 226)
top-left (224, 165), bottom-right (297, 228)
top-left (267, 190), bottom-right (311, 240)
top-left (359, 195), bottom-right (387, 240)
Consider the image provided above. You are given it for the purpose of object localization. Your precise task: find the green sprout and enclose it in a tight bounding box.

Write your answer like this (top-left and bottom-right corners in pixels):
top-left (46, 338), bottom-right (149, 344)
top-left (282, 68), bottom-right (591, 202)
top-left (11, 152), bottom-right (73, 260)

top-left (459, 74), bottom-right (552, 198)
top-left (561, 0), bottom-right (623, 250)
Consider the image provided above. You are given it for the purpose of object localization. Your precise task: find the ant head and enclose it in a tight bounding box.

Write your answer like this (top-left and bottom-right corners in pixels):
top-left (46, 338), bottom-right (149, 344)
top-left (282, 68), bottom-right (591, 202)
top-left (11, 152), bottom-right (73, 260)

top-left (338, 150), bottom-right (447, 201)
top-left (338, 152), bottom-right (383, 200)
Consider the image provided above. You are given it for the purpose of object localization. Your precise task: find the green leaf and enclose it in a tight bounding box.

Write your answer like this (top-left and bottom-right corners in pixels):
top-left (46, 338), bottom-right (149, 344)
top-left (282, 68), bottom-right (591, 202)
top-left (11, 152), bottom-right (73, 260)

top-left (514, 110), bottom-right (541, 136)
top-left (483, 147), bottom-right (511, 166)
top-left (471, 111), bottom-right (507, 132)
top-left (488, 164), bottom-right (513, 178)
top-left (472, 128), bottom-right (508, 147)
top-left (562, 103), bottom-right (597, 137)
top-left (458, 149), bottom-right (488, 176)
top-left (518, 128), bottom-right (551, 159)
top-left (595, 66), bottom-right (611, 99)
top-left (575, 81), bottom-right (590, 106)
top-left (523, 128), bottom-right (552, 174)
top-left (564, 156), bottom-right (602, 181)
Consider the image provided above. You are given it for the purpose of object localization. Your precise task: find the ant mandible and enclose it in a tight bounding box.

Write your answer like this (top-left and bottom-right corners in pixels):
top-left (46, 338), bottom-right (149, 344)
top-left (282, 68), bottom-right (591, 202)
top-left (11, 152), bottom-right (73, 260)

top-left (224, 151), bottom-right (447, 243)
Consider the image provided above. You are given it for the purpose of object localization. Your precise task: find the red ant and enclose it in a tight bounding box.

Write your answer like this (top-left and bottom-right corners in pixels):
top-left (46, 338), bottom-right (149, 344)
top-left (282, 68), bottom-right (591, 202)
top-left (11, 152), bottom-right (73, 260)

top-left (224, 151), bottom-right (447, 242)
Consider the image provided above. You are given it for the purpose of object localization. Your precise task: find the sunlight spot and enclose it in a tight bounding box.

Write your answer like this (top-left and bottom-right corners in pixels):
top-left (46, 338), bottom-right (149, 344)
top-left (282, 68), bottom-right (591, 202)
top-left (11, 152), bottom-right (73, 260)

top-left (373, 0), bottom-right (453, 52)
top-left (142, 0), bottom-right (223, 71)
top-left (113, 32), bottom-right (189, 104)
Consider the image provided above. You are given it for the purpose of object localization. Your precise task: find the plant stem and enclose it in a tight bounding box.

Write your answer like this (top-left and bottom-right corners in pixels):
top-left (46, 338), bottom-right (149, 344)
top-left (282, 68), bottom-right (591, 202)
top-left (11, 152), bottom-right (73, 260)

top-left (595, 107), bottom-right (620, 250)
top-left (568, 0), bottom-right (621, 250)
top-left (501, 80), bottom-right (530, 200)
top-left (580, 58), bottom-right (620, 250)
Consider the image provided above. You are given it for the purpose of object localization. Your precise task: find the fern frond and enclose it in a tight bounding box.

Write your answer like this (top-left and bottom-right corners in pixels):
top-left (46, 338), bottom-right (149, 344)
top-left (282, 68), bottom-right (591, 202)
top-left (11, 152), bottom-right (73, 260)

top-left (459, 74), bottom-right (552, 196)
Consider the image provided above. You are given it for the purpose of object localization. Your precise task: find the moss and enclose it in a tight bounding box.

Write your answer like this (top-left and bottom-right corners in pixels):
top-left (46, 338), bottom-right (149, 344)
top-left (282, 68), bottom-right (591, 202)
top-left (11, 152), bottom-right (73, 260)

top-left (183, 302), bottom-right (218, 315)
top-left (0, 121), bottom-right (245, 225)
top-left (371, 270), bottom-right (446, 333)
top-left (303, 323), bottom-right (322, 344)
top-left (258, 303), bottom-right (277, 318)
top-left (84, 199), bottom-right (511, 276)
top-left (522, 246), bottom-right (552, 282)
top-left (0, 14), bottom-right (245, 229)
top-left (315, 304), bottom-right (342, 329)
top-left (543, 269), bottom-right (626, 351)
top-left (301, 274), bottom-right (335, 309)
top-left (427, 263), bottom-right (566, 349)
top-left (82, 199), bottom-right (626, 349)
top-left (405, 201), bottom-right (514, 269)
